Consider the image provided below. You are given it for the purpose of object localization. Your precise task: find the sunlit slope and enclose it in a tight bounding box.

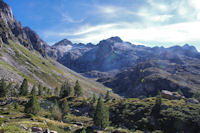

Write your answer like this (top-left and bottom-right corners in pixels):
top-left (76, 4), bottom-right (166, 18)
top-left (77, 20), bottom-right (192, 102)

top-left (0, 41), bottom-right (118, 97)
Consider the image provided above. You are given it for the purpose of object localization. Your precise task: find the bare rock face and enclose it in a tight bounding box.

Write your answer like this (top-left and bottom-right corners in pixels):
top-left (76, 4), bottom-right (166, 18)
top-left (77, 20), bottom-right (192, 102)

top-left (0, 0), bottom-right (47, 57)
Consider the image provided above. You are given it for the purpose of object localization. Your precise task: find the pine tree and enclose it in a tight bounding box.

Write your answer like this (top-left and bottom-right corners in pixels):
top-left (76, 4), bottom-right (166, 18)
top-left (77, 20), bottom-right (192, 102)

top-left (38, 84), bottom-right (43, 96)
top-left (60, 82), bottom-right (73, 98)
top-left (43, 87), bottom-right (47, 95)
top-left (47, 88), bottom-right (52, 96)
top-left (54, 87), bottom-right (59, 96)
top-left (13, 83), bottom-right (19, 97)
top-left (151, 90), bottom-right (162, 117)
top-left (61, 99), bottom-right (70, 116)
top-left (24, 94), bottom-right (40, 115)
top-left (105, 90), bottom-right (111, 101)
top-left (51, 100), bottom-right (62, 120)
top-left (19, 78), bottom-right (29, 96)
top-left (92, 93), bottom-right (97, 104)
top-left (74, 80), bottom-right (82, 97)
top-left (93, 97), bottom-right (110, 129)
top-left (31, 85), bottom-right (36, 96)
top-left (0, 78), bottom-right (7, 97)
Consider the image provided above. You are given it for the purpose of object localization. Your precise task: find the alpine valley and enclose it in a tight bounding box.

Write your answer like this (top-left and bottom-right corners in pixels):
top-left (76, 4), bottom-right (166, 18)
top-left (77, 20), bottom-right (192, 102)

top-left (0, 0), bottom-right (200, 133)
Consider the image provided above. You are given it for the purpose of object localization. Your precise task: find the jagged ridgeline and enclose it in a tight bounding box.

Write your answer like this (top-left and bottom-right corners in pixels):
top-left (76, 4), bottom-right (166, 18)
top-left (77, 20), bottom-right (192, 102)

top-left (0, 0), bottom-right (117, 97)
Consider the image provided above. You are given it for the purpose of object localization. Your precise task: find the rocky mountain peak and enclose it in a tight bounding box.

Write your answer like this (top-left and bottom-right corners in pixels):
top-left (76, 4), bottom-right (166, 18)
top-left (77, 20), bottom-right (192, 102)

top-left (0, 0), bottom-right (14, 23)
top-left (53, 39), bottom-right (72, 47)
top-left (183, 44), bottom-right (198, 53)
top-left (108, 36), bottom-right (123, 43)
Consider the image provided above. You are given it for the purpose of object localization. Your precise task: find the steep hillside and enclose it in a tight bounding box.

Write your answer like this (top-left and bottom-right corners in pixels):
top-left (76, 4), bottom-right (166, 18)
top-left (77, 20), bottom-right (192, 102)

top-left (0, 0), bottom-right (117, 97)
top-left (0, 41), bottom-right (115, 97)
top-left (103, 59), bottom-right (200, 98)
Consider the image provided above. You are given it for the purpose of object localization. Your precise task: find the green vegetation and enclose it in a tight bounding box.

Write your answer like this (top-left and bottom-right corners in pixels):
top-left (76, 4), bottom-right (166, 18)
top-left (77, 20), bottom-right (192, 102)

top-left (24, 94), bottom-right (40, 115)
top-left (93, 97), bottom-right (110, 129)
top-left (74, 80), bottom-right (83, 97)
top-left (31, 85), bottom-right (36, 96)
top-left (60, 81), bottom-right (73, 98)
top-left (0, 78), bottom-right (11, 97)
top-left (61, 99), bottom-right (70, 117)
top-left (19, 78), bottom-right (29, 96)
top-left (105, 90), bottom-right (111, 102)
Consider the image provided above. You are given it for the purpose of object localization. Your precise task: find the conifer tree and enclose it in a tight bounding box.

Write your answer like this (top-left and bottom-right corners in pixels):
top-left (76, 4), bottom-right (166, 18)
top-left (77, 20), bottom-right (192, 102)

top-left (151, 90), bottom-right (162, 117)
top-left (0, 78), bottom-right (7, 97)
top-left (61, 99), bottom-right (70, 116)
top-left (51, 100), bottom-right (62, 120)
top-left (74, 80), bottom-right (82, 97)
top-left (92, 93), bottom-right (97, 104)
top-left (24, 94), bottom-right (40, 115)
top-left (13, 83), bottom-right (19, 97)
top-left (47, 88), bottom-right (52, 96)
top-left (54, 87), bottom-right (59, 96)
top-left (105, 90), bottom-right (111, 101)
top-left (93, 97), bottom-right (110, 129)
top-left (43, 87), bottom-right (47, 95)
top-left (19, 78), bottom-right (29, 96)
top-left (60, 82), bottom-right (73, 98)
top-left (38, 84), bottom-right (43, 96)
top-left (31, 85), bottom-right (36, 96)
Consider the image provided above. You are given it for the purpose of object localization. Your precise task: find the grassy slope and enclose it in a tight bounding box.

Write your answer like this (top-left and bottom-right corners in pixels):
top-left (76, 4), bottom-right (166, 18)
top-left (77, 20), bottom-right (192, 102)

top-left (0, 41), bottom-right (119, 97)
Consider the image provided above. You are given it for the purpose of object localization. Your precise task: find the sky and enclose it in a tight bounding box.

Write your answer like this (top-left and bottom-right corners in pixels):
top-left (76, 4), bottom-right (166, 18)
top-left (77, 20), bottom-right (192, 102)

top-left (4, 0), bottom-right (200, 51)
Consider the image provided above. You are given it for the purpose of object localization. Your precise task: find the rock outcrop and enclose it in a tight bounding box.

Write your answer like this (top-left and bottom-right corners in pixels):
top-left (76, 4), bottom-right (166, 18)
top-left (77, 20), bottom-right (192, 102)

top-left (0, 0), bottom-right (47, 57)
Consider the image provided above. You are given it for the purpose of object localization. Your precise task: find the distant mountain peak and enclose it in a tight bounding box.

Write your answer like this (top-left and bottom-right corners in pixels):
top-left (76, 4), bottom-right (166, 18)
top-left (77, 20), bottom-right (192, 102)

top-left (53, 39), bottom-right (72, 47)
top-left (107, 36), bottom-right (123, 43)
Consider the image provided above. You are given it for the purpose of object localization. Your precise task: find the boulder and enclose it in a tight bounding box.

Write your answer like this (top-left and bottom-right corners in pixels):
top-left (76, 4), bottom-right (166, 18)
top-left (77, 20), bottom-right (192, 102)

top-left (187, 98), bottom-right (199, 104)
top-left (161, 90), bottom-right (173, 99)
top-left (31, 127), bottom-right (43, 132)
top-left (20, 125), bottom-right (28, 131)
top-left (44, 128), bottom-right (50, 133)
top-left (161, 90), bottom-right (182, 100)
top-left (72, 122), bottom-right (84, 126)
top-left (64, 126), bottom-right (72, 131)
top-left (50, 131), bottom-right (58, 133)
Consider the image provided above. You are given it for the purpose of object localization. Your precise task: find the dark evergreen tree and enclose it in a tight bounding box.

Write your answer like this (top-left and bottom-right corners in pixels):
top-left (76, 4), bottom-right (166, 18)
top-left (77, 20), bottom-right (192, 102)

top-left (13, 83), bottom-right (19, 97)
top-left (93, 97), bottom-right (110, 129)
top-left (51, 100), bottom-right (62, 120)
top-left (177, 89), bottom-right (183, 95)
top-left (24, 94), bottom-right (40, 115)
top-left (105, 90), bottom-right (111, 101)
top-left (19, 78), bottom-right (29, 96)
top-left (54, 87), bottom-right (59, 96)
top-left (60, 82), bottom-right (73, 98)
top-left (92, 93), bottom-right (97, 104)
top-left (38, 84), bottom-right (43, 96)
top-left (43, 87), bottom-right (47, 95)
top-left (31, 85), bottom-right (36, 96)
top-left (151, 90), bottom-right (162, 118)
top-left (74, 80), bottom-right (82, 97)
top-left (0, 78), bottom-right (7, 97)
top-left (47, 88), bottom-right (52, 96)
top-left (61, 99), bottom-right (70, 116)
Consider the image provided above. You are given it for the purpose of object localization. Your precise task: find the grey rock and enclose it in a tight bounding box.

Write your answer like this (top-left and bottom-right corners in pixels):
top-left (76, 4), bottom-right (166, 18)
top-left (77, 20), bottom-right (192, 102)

top-left (31, 127), bottom-right (43, 132)
top-left (64, 126), bottom-right (72, 131)
top-left (187, 98), bottom-right (199, 104)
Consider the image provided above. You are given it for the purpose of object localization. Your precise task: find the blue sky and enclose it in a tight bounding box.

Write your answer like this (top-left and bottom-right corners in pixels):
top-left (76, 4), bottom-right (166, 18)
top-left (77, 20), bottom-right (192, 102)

top-left (4, 0), bottom-right (200, 50)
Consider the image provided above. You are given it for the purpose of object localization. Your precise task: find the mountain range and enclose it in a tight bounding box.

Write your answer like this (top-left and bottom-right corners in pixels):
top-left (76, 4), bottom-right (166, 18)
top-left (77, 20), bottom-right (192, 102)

top-left (0, 0), bottom-right (116, 98)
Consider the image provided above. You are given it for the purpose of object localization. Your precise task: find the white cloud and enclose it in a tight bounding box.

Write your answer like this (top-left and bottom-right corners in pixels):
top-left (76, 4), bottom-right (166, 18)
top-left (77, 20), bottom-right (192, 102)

top-left (61, 13), bottom-right (85, 23)
top-left (42, 0), bottom-right (200, 51)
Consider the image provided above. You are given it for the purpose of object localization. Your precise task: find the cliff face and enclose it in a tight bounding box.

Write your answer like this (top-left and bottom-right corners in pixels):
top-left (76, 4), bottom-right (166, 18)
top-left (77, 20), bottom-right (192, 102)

top-left (0, 0), bottom-right (47, 57)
